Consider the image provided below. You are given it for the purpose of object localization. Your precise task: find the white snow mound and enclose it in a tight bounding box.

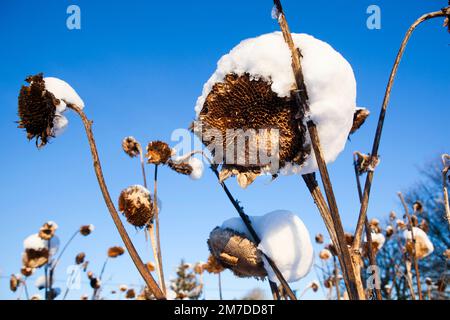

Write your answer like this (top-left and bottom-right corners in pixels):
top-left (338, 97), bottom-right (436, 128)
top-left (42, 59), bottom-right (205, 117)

top-left (44, 77), bottom-right (85, 112)
top-left (221, 210), bottom-right (314, 284)
top-left (23, 233), bottom-right (60, 256)
top-left (195, 32), bottom-right (357, 175)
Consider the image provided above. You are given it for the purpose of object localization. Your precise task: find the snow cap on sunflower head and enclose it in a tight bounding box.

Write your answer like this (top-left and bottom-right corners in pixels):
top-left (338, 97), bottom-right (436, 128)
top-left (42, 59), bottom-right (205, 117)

top-left (194, 32), bottom-right (361, 188)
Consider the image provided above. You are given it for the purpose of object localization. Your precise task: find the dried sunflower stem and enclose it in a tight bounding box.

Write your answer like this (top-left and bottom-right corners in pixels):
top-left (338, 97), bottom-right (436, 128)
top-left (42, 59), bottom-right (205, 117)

top-left (352, 7), bottom-right (449, 251)
top-left (333, 256), bottom-right (341, 300)
top-left (153, 164), bottom-right (166, 295)
top-left (218, 272), bottom-right (223, 300)
top-left (442, 154), bottom-right (450, 228)
top-left (209, 164), bottom-right (297, 300)
top-left (139, 146), bottom-right (148, 188)
top-left (272, 0), bottom-right (363, 300)
top-left (147, 224), bottom-right (164, 292)
top-left (353, 155), bottom-right (382, 300)
top-left (398, 192), bottom-right (423, 300)
top-left (52, 229), bottom-right (79, 270)
top-left (66, 104), bottom-right (165, 299)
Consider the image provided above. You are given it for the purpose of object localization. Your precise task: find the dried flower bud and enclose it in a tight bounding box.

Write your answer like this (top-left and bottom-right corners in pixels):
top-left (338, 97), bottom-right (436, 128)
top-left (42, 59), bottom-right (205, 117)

top-left (90, 277), bottom-right (101, 289)
top-left (413, 201), bottom-right (423, 214)
top-left (146, 141), bottom-right (172, 165)
top-left (125, 288), bottom-right (136, 299)
top-left (80, 224), bottom-right (94, 236)
top-left (22, 249), bottom-right (49, 269)
top-left (118, 185), bottom-right (154, 228)
top-left (108, 246), bottom-right (125, 258)
top-left (87, 271), bottom-right (94, 279)
top-left (344, 232), bottom-right (355, 246)
top-left (385, 225), bottom-right (394, 238)
top-left (396, 219), bottom-right (406, 230)
top-left (319, 248), bottom-right (332, 260)
top-left (389, 211), bottom-right (396, 221)
top-left (349, 108), bottom-right (370, 135)
top-left (20, 267), bottom-right (35, 277)
top-left (122, 136), bottom-right (141, 158)
top-left (75, 252), bottom-right (86, 265)
top-left (10, 274), bottom-right (20, 292)
top-left (354, 152), bottom-right (380, 175)
top-left (193, 262), bottom-right (204, 275)
top-left (311, 281), bottom-right (320, 292)
top-left (315, 233), bottom-right (324, 244)
top-left (146, 262), bottom-right (155, 272)
top-left (38, 221), bottom-right (58, 240)
top-left (81, 294), bottom-right (88, 300)
top-left (208, 227), bottom-right (267, 279)
top-left (425, 277), bottom-right (433, 286)
top-left (119, 285), bottom-right (128, 292)
top-left (31, 294), bottom-right (42, 300)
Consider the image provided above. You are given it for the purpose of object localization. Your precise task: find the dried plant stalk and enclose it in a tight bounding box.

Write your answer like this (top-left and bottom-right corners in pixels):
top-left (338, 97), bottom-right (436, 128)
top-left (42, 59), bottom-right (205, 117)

top-left (67, 104), bottom-right (165, 299)
top-left (353, 7), bottom-right (450, 250)
top-left (152, 165), bottom-right (166, 295)
top-left (273, 0), bottom-right (363, 299)
top-left (442, 154), bottom-right (450, 228)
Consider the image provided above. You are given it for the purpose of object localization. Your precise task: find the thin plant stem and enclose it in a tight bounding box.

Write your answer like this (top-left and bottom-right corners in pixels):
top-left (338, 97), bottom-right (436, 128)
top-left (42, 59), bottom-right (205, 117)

top-left (66, 104), bottom-right (165, 299)
top-left (52, 230), bottom-right (79, 270)
top-left (353, 154), bottom-right (382, 300)
top-left (153, 164), bottom-right (166, 295)
top-left (147, 224), bottom-right (164, 291)
top-left (442, 154), bottom-right (450, 228)
top-left (269, 281), bottom-right (281, 300)
top-left (218, 272), bottom-right (223, 300)
top-left (353, 7), bottom-right (449, 250)
top-left (209, 164), bottom-right (297, 300)
top-left (398, 192), bottom-right (423, 300)
top-left (333, 256), bottom-right (341, 300)
top-left (139, 146), bottom-right (148, 188)
top-left (62, 268), bottom-right (76, 300)
top-left (272, 0), bottom-right (362, 299)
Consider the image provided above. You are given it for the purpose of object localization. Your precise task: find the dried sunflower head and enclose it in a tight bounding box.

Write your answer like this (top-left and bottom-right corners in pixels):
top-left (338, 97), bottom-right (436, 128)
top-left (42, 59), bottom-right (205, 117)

top-left (413, 201), bottom-right (423, 214)
top-left (18, 73), bottom-right (59, 147)
top-left (79, 224), bottom-right (95, 236)
top-left (22, 249), bottom-right (49, 269)
top-left (319, 248), bottom-right (332, 260)
top-left (75, 252), bottom-right (86, 265)
top-left (311, 281), bottom-right (320, 292)
top-left (107, 246), bottom-right (125, 258)
top-left (118, 185), bottom-right (154, 228)
top-left (354, 152), bottom-right (380, 175)
top-left (122, 136), bottom-right (141, 158)
top-left (119, 284), bottom-right (128, 292)
top-left (146, 141), bottom-right (172, 165)
top-left (38, 221), bottom-right (58, 240)
top-left (207, 227), bottom-right (267, 279)
top-left (90, 277), bottom-right (101, 289)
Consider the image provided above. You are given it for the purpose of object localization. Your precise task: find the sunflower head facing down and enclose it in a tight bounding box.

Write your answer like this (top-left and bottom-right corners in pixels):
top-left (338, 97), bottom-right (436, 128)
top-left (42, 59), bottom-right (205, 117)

top-left (18, 73), bottom-right (59, 147)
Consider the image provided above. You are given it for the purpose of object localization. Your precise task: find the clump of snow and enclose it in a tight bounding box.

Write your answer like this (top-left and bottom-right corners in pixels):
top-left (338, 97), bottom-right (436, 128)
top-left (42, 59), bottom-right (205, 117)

top-left (403, 227), bottom-right (434, 258)
top-left (271, 5), bottom-right (281, 20)
top-left (23, 233), bottom-right (60, 256)
top-left (87, 224), bottom-right (95, 232)
top-left (35, 275), bottom-right (47, 290)
top-left (53, 114), bottom-right (68, 136)
top-left (221, 210), bottom-right (313, 284)
top-left (195, 32), bottom-right (357, 175)
top-left (188, 157), bottom-right (204, 180)
top-left (44, 77), bottom-right (85, 112)
top-left (365, 232), bottom-right (386, 250)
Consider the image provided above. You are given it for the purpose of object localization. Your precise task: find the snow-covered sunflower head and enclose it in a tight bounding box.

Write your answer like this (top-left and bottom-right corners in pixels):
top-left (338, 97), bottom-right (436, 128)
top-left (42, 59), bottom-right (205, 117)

top-left (18, 73), bottom-right (84, 147)
top-left (79, 224), bottom-right (95, 236)
top-left (194, 32), bottom-right (359, 188)
top-left (118, 185), bottom-right (154, 228)
top-left (22, 233), bottom-right (59, 269)
top-left (38, 221), bottom-right (58, 240)
top-left (404, 227), bottom-right (434, 259)
top-left (207, 227), bottom-right (267, 279)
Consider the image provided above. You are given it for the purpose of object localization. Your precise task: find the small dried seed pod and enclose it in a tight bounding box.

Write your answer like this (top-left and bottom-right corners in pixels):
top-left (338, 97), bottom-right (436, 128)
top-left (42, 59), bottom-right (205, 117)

top-left (10, 274), bottom-right (20, 292)
top-left (39, 221), bottom-right (58, 240)
top-left (413, 201), bottom-right (424, 214)
top-left (118, 185), bottom-right (154, 228)
top-left (354, 152), bottom-right (380, 175)
top-left (349, 108), bottom-right (370, 135)
top-left (168, 160), bottom-right (193, 176)
top-left (119, 285), bottom-right (128, 292)
top-left (20, 266), bottom-right (35, 277)
top-left (315, 233), bottom-right (324, 244)
top-left (79, 224), bottom-right (94, 236)
top-left (146, 141), bottom-right (172, 165)
top-left (125, 288), bottom-right (136, 299)
top-left (311, 281), bottom-right (320, 292)
top-left (425, 277), bottom-right (433, 286)
top-left (146, 262), bottom-right (155, 272)
top-left (207, 227), bottom-right (267, 279)
top-left (385, 226), bottom-right (394, 238)
top-left (107, 246), bottom-right (125, 258)
top-left (75, 252), bottom-right (86, 265)
top-left (122, 136), bottom-right (141, 158)
top-left (90, 277), bottom-right (101, 289)
top-left (319, 248), bottom-right (332, 260)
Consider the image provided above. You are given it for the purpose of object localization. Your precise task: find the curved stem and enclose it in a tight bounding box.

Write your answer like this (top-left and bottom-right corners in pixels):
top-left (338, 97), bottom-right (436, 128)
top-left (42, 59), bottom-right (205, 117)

top-left (153, 164), bottom-right (166, 295)
top-left (52, 230), bottom-right (79, 270)
top-left (67, 104), bottom-right (165, 299)
top-left (353, 8), bottom-right (449, 250)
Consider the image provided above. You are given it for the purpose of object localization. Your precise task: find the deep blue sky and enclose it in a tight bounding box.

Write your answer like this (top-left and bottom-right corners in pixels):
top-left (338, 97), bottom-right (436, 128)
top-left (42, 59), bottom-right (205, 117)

top-left (0, 0), bottom-right (448, 300)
